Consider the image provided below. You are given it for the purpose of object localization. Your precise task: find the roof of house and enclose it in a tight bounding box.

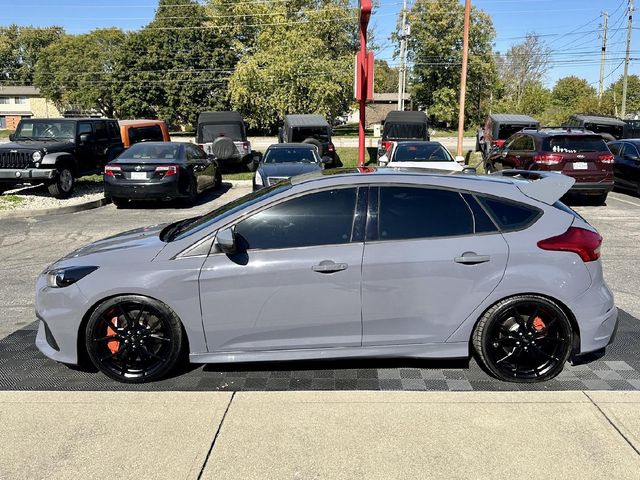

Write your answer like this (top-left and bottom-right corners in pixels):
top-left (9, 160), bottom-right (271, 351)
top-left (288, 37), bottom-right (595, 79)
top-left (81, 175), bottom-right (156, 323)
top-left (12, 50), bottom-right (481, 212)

top-left (373, 93), bottom-right (411, 102)
top-left (0, 86), bottom-right (41, 96)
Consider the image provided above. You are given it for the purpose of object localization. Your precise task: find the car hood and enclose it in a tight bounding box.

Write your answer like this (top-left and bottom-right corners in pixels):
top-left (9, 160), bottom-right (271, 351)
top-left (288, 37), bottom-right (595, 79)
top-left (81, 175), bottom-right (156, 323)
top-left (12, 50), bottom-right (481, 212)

top-left (259, 162), bottom-right (322, 178)
top-left (0, 140), bottom-right (74, 152)
top-left (388, 161), bottom-right (463, 171)
top-left (53, 224), bottom-right (167, 267)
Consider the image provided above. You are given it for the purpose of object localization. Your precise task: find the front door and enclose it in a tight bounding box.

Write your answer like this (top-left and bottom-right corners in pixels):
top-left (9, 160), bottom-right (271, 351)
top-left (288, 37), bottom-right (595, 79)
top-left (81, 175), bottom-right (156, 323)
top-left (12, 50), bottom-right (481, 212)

top-left (199, 187), bottom-right (365, 352)
top-left (362, 186), bottom-right (509, 345)
top-left (76, 122), bottom-right (95, 171)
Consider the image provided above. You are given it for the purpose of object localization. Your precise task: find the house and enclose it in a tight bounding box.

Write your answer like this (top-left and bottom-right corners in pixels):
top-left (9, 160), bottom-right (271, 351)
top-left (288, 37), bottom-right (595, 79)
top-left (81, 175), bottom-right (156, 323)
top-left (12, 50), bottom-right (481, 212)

top-left (347, 93), bottom-right (414, 128)
top-left (0, 86), bottom-right (61, 130)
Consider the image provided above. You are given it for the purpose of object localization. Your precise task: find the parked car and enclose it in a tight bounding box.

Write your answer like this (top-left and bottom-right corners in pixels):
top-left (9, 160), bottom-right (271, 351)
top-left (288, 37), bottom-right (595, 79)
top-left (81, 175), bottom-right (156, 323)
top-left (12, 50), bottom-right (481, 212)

top-left (278, 114), bottom-right (340, 167)
top-left (608, 139), bottom-right (640, 194)
top-left (253, 143), bottom-right (325, 191)
top-left (378, 111), bottom-right (430, 158)
top-left (104, 141), bottom-right (221, 207)
top-left (485, 127), bottom-right (614, 204)
top-left (196, 111), bottom-right (255, 171)
top-left (119, 119), bottom-right (170, 148)
top-left (566, 114), bottom-right (625, 141)
top-left (478, 114), bottom-right (539, 158)
top-left (35, 168), bottom-right (617, 384)
top-left (0, 118), bottom-right (123, 198)
top-left (623, 119), bottom-right (640, 139)
top-left (378, 141), bottom-right (463, 172)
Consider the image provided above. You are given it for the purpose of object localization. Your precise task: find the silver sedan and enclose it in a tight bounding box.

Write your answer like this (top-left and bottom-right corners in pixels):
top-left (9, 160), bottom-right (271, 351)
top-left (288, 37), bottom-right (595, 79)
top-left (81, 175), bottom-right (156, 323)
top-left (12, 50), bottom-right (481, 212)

top-left (35, 168), bottom-right (618, 383)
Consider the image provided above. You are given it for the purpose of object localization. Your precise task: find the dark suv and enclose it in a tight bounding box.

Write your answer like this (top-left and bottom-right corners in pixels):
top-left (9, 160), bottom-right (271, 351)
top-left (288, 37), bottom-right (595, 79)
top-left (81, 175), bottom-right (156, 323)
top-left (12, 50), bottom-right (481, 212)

top-left (485, 127), bottom-right (614, 203)
top-left (278, 114), bottom-right (340, 167)
top-left (0, 118), bottom-right (123, 198)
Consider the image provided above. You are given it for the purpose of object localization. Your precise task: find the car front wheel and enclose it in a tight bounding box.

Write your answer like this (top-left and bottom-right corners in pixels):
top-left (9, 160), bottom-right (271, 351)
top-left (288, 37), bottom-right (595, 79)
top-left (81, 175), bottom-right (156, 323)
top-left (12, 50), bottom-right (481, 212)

top-left (48, 166), bottom-right (74, 199)
top-left (85, 295), bottom-right (184, 383)
top-left (472, 295), bottom-right (573, 383)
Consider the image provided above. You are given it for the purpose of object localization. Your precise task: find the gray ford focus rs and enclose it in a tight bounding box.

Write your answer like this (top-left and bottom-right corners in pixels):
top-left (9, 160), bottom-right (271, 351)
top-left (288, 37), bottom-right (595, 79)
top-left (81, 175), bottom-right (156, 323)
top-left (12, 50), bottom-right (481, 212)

top-left (35, 168), bottom-right (618, 383)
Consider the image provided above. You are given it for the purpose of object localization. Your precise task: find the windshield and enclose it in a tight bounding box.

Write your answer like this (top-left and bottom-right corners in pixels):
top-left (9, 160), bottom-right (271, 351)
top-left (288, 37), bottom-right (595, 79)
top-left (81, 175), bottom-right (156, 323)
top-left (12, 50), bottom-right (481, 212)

top-left (15, 121), bottom-right (75, 140)
top-left (264, 147), bottom-right (319, 164)
top-left (383, 123), bottom-right (427, 140)
top-left (393, 144), bottom-right (453, 162)
top-left (167, 182), bottom-right (292, 241)
top-left (199, 123), bottom-right (243, 143)
top-left (497, 124), bottom-right (535, 140)
top-left (290, 127), bottom-right (329, 142)
top-left (543, 136), bottom-right (608, 153)
top-left (117, 143), bottom-right (181, 160)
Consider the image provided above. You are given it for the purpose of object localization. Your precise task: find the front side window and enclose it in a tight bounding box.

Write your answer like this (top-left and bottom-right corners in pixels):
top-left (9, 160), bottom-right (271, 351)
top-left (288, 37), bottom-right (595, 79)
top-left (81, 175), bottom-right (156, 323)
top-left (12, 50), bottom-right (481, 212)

top-left (16, 120), bottom-right (76, 139)
top-left (235, 188), bottom-right (357, 250)
top-left (378, 187), bottom-right (474, 241)
top-left (94, 122), bottom-right (107, 140)
top-left (78, 122), bottom-right (93, 136)
top-left (608, 143), bottom-right (622, 156)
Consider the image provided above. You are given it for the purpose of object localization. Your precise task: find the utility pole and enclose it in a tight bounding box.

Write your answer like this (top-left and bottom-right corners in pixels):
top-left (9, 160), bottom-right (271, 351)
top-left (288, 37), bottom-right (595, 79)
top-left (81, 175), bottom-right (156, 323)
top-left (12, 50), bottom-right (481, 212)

top-left (397, 0), bottom-right (408, 110)
top-left (456, 0), bottom-right (471, 161)
top-left (621, 0), bottom-right (634, 117)
top-left (599, 11), bottom-right (608, 102)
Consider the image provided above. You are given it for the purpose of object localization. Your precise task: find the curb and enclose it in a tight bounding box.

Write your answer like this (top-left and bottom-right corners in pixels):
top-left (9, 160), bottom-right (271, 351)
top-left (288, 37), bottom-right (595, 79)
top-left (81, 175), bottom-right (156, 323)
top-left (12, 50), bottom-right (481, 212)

top-left (0, 196), bottom-right (112, 219)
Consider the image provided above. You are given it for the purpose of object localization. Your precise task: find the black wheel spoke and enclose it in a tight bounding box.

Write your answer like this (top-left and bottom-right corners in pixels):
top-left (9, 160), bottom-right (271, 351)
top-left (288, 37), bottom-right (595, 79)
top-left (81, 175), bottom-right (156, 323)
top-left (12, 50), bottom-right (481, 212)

top-left (140, 345), bottom-right (164, 361)
top-left (146, 334), bottom-right (170, 343)
top-left (496, 347), bottom-right (521, 364)
top-left (100, 347), bottom-right (126, 362)
top-left (94, 335), bottom-right (122, 342)
top-left (531, 343), bottom-right (559, 362)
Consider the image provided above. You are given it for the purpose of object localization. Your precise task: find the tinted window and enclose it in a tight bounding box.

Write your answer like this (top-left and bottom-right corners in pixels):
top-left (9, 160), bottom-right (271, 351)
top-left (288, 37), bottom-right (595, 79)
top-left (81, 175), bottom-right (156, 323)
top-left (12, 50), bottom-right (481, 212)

top-left (511, 135), bottom-right (534, 151)
top-left (383, 123), bottom-right (427, 140)
top-left (608, 143), bottom-right (622, 156)
top-left (290, 127), bottom-right (330, 142)
top-left (235, 188), bottom-right (357, 250)
top-left (478, 197), bottom-right (540, 231)
top-left (118, 143), bottom-right (181, 160)
top-left (94, 121), bottom-right (108, 140)
top-left (185, 144), bottom-right (204, 160)
top-left (543, 135), bottom-right (608, 153)
top-left (130, 125), bottom-right (164, 145)
top-left (462, 193), bottom-right (499, 234)
top-left (624, 143), bottom-right (640, 157)
top-left (16, 120), bottom-right (76, 139)
top-left (497, 124), bottom-right (533, 140)
top-left (78, 122), bottom-right (92, 135)
top-left (378, 187), bottom-right (473, 240)
top-left (264, 147), bottom-right (319, 164)
top-left (108, 121), bottom-right (120, 139)
top-left (200, 124), bottom-right (243, 142)
top-left (393, 143), bottom-right (453, 162)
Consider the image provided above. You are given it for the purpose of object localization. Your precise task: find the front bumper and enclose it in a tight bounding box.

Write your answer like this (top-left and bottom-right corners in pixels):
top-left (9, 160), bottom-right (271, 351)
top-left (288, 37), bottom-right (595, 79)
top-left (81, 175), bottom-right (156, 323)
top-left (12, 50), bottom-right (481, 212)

top-left (0, 168), bottom-right (55, 182)
top-left (104, 176), bottom-right (181, 200)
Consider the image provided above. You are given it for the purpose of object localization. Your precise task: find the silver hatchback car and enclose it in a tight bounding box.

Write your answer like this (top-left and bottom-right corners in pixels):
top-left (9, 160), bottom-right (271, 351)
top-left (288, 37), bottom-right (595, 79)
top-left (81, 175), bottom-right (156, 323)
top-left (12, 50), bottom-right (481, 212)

top-left (35, 168), bottom-right (618, 383)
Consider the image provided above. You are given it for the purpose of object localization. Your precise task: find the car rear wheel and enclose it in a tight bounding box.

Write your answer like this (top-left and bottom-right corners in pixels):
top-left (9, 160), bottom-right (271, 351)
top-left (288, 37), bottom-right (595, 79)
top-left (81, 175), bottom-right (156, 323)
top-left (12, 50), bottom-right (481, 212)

top-left (111, 197), bottom-right (128, 209)
top-left (48, 166), bottom-right (74, 199)
top-left (213, 169), bottom-right (223, 190)
top-left (472, 295), bottom-right (572, 383)
top-left (85, 295), bottom-right (183, 383)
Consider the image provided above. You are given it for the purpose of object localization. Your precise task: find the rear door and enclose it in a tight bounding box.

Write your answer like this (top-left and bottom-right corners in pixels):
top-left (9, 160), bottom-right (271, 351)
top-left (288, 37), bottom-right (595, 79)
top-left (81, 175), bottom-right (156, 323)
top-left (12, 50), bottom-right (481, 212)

top-left (616, 142), bottom-right (640, 189)
top-left (361, 186), bottom-right (508, 346)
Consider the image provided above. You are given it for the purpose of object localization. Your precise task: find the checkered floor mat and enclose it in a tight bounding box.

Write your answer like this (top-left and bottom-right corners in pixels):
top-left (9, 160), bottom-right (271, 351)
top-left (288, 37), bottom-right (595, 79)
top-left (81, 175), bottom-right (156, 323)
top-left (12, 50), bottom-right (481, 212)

top-left (1, 310), bottom-right (639, 391)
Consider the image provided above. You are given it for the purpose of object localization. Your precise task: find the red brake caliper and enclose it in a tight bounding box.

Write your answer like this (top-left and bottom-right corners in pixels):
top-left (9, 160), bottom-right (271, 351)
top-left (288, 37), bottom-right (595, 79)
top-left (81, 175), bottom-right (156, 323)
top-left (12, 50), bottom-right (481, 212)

top-left (106, 316), bottom-right (120, 354)
top-left (532, 316), bottom-right (546, 333)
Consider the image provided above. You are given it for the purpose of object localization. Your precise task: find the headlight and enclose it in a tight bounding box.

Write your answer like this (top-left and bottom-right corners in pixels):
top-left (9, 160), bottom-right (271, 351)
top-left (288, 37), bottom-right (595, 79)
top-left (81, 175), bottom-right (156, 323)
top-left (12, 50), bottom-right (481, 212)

top-left (254, 170), bottom-right (263, 186)
top-left (45, 266), bottom-right (98, 288)
top-left (32, 151), bottom-right (42, 162)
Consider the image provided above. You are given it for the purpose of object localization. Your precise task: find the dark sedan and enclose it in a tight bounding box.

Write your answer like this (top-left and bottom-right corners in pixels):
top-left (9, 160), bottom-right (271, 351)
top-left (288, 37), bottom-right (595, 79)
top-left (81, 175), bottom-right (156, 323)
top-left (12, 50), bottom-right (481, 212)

top-left (608, 140), bottom-right (640, 195)
top-left (253, 143), bottom-right (326, 191)
top-left (104, 142), bottom-right (222, 207)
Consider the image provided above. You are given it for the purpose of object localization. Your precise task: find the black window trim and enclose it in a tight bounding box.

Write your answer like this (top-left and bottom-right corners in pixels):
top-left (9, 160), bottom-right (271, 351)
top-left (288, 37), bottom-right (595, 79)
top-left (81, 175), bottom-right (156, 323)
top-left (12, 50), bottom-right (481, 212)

top-left (475, 194), bottom-right (543, 233)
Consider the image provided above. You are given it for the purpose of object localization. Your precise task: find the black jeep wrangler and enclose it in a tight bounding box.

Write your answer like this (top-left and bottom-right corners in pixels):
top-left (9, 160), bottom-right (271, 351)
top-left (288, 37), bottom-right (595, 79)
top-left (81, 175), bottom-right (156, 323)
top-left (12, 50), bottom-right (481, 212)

top-left (0, 118), bottom-right (123, 198)
top-left (278, 114), bottom-right (341, 168)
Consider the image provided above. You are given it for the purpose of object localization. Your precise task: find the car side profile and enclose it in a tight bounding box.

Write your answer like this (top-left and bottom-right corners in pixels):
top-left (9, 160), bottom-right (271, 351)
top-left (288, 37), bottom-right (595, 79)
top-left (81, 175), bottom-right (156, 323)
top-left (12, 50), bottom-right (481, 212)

top-left (608, 139), bottom-right (640, 195)
top-left (35, 169), bottom-right (617, 384)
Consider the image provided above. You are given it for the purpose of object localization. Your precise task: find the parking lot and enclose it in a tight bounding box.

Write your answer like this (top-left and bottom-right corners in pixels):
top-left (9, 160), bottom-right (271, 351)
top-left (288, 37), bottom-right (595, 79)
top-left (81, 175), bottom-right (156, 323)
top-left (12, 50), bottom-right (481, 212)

top-left (1, 185), bottom-right (639, 392)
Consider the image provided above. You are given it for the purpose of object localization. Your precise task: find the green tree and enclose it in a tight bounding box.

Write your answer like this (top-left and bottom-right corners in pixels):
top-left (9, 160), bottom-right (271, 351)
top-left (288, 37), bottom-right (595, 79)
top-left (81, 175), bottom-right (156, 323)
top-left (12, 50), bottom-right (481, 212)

top-left (374, 60), bottom-right (399, 94)
top-left (551, 76), bottom-right (598, 116)
top-left (226, 0), bottom-right (357, 131)
top-left (0, 25), bottom-right (64, 84)
top-left (601, 74), bottom-right (640, 116)
top-left (114, 0), bottom-right (237, 127)
top-left (406, 0), bottom-right (497, 125)
top-left (34, 28), bottom-right (125, 116)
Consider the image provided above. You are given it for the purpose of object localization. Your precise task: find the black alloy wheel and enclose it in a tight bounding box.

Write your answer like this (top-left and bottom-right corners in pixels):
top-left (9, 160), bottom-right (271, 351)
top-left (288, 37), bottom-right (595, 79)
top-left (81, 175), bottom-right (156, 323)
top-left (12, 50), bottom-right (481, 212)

top-left (473, 295), bottom-right (572, 382)
top-left (85, 295), bottom-right (183, 383)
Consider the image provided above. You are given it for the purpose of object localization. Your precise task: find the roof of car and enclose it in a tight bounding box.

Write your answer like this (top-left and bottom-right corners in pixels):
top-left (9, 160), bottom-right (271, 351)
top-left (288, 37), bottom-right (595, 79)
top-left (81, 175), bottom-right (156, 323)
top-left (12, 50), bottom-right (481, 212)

top-left (391, 141), bottom-right (444, 146)
top-left (523, 128), bottom-right (603, 137)
top-left (197, 111), bottom-right (244, 124)
top-left (118, 119), bottom-right (167, 126)
top-left (284, 115), bottom-right (330, 127)
top-left (22, 117), bottom-right (113, 122)
top-left (489, 114), bottom-right (539, 124)
top-left (611, 138), bottom-right (640, 144)
top-left (570, 114), bottom-right (626, 126)
top-left (267, 143), bottom-right (317, 149)
top-left (384, 111), bottom-right (428, 123)
top-left (128, 141), bottom-right (183, 147)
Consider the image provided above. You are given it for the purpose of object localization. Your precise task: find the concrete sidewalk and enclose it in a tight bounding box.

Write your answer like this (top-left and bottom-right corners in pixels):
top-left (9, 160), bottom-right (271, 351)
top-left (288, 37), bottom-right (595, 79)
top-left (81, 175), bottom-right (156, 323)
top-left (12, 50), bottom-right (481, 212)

top-left (1, 391), bottom-right (639, 479)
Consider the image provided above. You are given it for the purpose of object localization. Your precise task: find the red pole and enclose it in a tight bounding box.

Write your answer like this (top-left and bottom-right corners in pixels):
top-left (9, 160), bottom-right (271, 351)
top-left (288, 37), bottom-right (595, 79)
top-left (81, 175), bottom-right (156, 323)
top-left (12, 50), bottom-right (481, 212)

top-left (358, 27), bottom-right (367, 167)
top-left (456, 0), bottom-right (471, 161)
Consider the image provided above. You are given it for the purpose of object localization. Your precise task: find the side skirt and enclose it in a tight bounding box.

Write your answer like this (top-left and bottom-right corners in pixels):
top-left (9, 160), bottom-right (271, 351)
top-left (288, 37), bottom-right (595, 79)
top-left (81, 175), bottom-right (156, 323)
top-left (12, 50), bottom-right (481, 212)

top-left (189, 342), bottom-right (469, 364)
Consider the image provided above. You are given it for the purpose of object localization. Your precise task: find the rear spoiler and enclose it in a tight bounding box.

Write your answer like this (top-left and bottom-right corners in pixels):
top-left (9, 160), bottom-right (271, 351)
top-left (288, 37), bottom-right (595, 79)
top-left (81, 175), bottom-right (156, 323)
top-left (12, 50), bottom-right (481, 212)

top-left (489, 170), bottom-right (575, 205)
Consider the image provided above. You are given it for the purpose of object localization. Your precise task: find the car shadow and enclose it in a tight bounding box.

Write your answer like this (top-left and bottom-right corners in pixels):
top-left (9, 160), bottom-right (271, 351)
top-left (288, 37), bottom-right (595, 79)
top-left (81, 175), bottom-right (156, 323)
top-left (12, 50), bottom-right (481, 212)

top-left (117, 182), bottom-right (233, 210)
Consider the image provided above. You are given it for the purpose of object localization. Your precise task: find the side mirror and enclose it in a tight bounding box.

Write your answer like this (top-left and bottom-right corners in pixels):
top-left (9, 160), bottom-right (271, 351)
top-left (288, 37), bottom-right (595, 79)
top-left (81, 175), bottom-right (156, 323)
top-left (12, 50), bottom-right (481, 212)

top-left (9, 133), bottom-right (15, 141)
top-left (215, 227), bottom-right (236, 255)
top-left (79, 133), bottom-right (90, 144)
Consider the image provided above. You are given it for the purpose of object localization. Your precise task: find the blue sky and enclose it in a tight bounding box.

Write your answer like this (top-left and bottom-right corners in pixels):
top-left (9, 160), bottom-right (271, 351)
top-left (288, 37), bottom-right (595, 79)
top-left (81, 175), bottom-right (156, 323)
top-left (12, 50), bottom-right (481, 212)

top-left (1, 0), bottom-right (637, 89)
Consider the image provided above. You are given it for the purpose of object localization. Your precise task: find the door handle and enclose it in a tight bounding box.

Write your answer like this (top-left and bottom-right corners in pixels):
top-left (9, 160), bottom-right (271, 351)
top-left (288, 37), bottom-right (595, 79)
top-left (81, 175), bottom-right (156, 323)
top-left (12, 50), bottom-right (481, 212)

top-left (312, 261), bottom-right (348, 273)
top-left (454, 252), bottom-right (490, 265)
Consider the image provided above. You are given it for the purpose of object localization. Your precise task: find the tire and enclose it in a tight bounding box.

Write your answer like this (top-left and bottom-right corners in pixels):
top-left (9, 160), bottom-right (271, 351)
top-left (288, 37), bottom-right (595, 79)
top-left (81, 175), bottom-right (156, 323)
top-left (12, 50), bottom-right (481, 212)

top-left (48, 165), bottom-right (75, 199)
top-left (85, 295), bottom-right (183, 383)
top-left (0, 185), bottom-right (8, 195)
top-left (210, 136), bottom-right (237, 161)
top-left (472, 295), bottom-right (573, 383)
top-left (588, 192), bottom-right (608, 205)
top-left (213, 169), bottom-right (223, 190)
top-left (302, 138), bottom-right (324, 156)
top-left (112, 197), bottom-right (128, 209)
top-left (246, 158), bottom-right (257, 172)
top-left (185, 174), bottom-right (198, 205)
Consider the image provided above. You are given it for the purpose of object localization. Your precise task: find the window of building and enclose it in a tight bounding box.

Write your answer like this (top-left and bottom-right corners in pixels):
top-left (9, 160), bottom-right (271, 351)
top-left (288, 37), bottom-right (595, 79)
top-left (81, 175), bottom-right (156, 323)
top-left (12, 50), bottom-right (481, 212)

top-left (14, 97), bottom-right (27, 105)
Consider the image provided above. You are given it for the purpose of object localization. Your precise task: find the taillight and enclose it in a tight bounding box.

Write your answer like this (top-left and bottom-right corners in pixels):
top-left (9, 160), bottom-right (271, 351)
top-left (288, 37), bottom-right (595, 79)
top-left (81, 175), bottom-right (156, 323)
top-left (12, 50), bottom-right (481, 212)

top-left (493, 140), bottom-right (506, 147)
top-left (242, 141), bottom-right (250, 151)
top-left (155, 165), bottom-right (178, 177)
top-left (598, 153), bottom-right (614, 163)
top-left (104, 164), bottom-right (121, 177)
top-left (381, 141), bottom-right (392, 151)
top-left (533, 154), bottom-right (564, 165)
top-left (537, 227), bottom-right (602, 262)
top-left (327, 143), bottom-right (335, 153)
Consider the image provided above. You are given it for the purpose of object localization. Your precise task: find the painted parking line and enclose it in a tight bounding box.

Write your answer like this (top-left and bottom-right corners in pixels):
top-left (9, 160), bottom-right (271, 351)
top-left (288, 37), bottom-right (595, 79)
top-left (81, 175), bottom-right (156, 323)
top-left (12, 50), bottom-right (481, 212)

top-left (608, 194), bottom-right (640, 208)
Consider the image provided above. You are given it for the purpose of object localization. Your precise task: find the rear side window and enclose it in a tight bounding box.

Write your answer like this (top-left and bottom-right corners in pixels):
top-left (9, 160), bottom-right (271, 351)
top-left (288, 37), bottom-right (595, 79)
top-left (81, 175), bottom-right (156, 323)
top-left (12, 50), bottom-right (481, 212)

top-left (608, 143), bottom-right (622, 155)
top-left (94, 121), bottom-right (108, 140)
top-left (478, 197), bottom-right (541, 232)
top-left (542, 135), bottom-right (608, 153)
top-left (462, 194), bottom-right (499, 234)
top-left (108, 121), bottom-right (120, 139)
top-left (378, 187), bottom-right (473, 240)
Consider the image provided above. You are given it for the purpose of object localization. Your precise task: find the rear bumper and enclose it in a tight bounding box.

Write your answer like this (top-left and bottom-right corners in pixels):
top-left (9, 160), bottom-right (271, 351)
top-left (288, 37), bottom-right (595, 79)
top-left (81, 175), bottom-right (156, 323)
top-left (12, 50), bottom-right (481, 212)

top-left (104, 176), bottom-right (181, 200)
top-left (570, 181), bottom-right (614, 194)
top-left (571, 278), bottom-right (619, 355)
top-left (0, 168), bottom-right (56, 182)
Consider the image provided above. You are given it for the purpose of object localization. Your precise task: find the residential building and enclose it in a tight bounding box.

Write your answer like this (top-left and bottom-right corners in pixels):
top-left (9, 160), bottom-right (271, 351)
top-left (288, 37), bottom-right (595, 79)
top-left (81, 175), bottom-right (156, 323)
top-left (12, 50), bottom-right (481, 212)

top-left (0, 86), bottom-right (61, 130)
